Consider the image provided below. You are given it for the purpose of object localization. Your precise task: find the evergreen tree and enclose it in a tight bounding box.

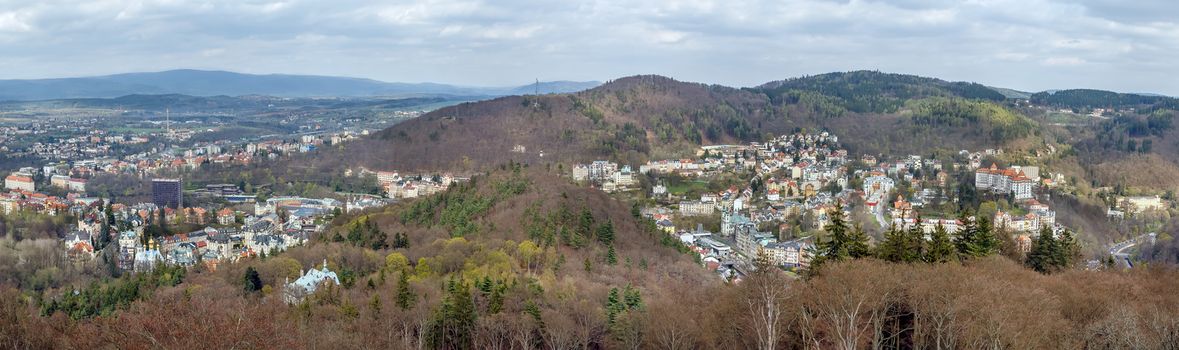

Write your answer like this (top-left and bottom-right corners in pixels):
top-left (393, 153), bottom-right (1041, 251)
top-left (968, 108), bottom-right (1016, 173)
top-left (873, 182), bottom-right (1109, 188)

top-left (365, 219), bottom-right (388, 249)
top-left (877, 224), bottom-right (909, 263)
top-left (605, 287), bottom-right (623, 327)
top-left (578, 208), bottom-right (595, 237)
top-left (952, 211), bottom-right (997, 258)
top-left (622, 284), bottom-right (643, 310)
top-left (971, 216), bottom-right (999, 257)
top-left (846, 223), bottom-right (873, 258)
top-left (487, 284), bottom-right (505, 314)
top-left (596, 219), bottom-right (615, 245)
top-left (392, 232), bottom-right (410, 249)
top-left (904, 218), bottom-right (927, 262)
top-left (243, 267), bottom-right (262, 293)
top-left (953, 210), bottom-right (977, 257)
top-left (395, 272), bottom-right (416, 310)
top-left (426, 278), bottom-right (477, 350)
top-left (1026, 225), bottom-right (1059, 273)
top-left (925, 223), bottom-right (956, 263)
top-left (818, 206), bottom-right (851, 259)
top-left (606, 245), bottom-right (618, 265)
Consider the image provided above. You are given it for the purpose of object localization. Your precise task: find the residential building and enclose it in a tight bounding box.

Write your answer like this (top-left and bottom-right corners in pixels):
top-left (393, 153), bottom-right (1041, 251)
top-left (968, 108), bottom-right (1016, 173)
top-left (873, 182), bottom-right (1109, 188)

top-left (4, 174), bottom-right (35, 192)
top-left (152, 178), bottom-right (183, 209)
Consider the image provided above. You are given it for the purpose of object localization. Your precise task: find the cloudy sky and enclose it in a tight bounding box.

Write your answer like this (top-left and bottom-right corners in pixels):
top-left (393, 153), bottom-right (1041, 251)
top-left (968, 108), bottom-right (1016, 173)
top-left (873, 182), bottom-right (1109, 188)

top-left (1, 0), bottom-right (1177, 94)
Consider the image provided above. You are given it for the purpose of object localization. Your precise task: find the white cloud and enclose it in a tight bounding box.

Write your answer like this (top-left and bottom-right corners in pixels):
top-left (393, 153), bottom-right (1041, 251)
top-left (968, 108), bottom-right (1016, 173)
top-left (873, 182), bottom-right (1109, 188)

top-left (0, 11), bottom-right (33, 32)
top-left (0, 0), bottom-right (1175, 94)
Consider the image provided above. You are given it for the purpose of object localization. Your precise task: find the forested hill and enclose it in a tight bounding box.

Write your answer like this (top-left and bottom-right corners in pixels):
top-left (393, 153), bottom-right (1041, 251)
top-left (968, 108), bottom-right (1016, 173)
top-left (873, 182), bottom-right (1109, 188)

top-left (321, 73), bottom-right (1038, 173)
top-left (1030, 89), bottom-right (1179, 110)
top-left (754, 70), bottom-right (1007, 114)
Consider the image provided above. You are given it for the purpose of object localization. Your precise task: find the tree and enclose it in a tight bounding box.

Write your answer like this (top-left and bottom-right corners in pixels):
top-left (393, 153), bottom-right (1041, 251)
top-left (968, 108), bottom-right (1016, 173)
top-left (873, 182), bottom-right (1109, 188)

top-left (1026, 225), bottom-right (1059, 273)
top-left (578, 208), bottom-right (595, 237)
top-left (606, 246), bottom-right (618, 266)
top-left (877, 223), bottom-right (910, 261)
top-left (925, 223), bottom-right (956, 263)
top-left (393, 232), bottom-right (410, 249)
top-left (746, 248), bottom-right (789, 350)
top-left (811, 206), bottom-right (870, 272)
top-left (242, 267), bottom-right (262, 293)
top-left (1028, 226), bottom-right (1079, 273)
top-left (953, 211), bottom-right (998, 258)
top-left (426, 278), bottom-right (478, 350)
top-left (395, 272), bottom-right (416, 310)
top-left (597, 220), bottom-right (615, 245)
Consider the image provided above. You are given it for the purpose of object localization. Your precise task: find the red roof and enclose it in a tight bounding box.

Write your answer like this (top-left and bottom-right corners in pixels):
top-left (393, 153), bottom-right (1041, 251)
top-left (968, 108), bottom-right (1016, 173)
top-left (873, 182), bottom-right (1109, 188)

top-left (5, 175), bottom-right (32, 182)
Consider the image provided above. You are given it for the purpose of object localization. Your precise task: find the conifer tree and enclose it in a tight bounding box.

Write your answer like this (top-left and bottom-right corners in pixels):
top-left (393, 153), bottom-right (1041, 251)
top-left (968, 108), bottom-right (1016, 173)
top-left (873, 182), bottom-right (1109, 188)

top-left (395, 272), bottom-right (416, 310)
top-left (596, 219), bottom-right (615, 245)
top-left (846, 223), bottom-right (873, 258)
top-left (904, 218), bottom-right (927, 262)
top-left (243, 267), bottom-right (262, 293)
top-left (925, 223), bottom-right (956, 263)
top-left (1026, 225), bottom-right (1059, 273)
top-left (606, 245), bottom-right (618, 265)
top-left (426, 278), bottom-right (477, 349)
top-left (877, 223), bottom-right (909, 263)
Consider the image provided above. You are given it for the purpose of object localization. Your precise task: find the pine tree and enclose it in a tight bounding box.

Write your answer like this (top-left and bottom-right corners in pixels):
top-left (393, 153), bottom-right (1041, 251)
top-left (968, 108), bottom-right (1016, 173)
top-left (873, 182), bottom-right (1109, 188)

top-left (846, 223), bottom-right (873, 258)
top-left (622, 284), bottom-right (643, 310)
top-left (1026, 225), bottom-right (1058, 273)
top-left (579, 208), bottom-right (595, 237)
top-left (605, 287), bottom-right (623, 327)
top-left (243, 267), bottom-right (262, 293)
top-left (810, 206), bottom-right (857, 273)
top-left (606, 245), bottom-right (618, 265)
top-left (953, 210), bottom-right (977, 257)
top-left (426, 278), bottom-right (477, 350)
top-left (596, 219), bottom-right (615, 245)
top-left (877, 223), bottom-right (908, 263)
top-left (925, 223), bottom-right (956, 263)
top-left (395, 272), bottom-right (416, 310)
top-left (487, 284), bottom-right (505, 314)
top-left (903, 218), bottom-right (927, 262)
top-left (971, 216), bottom-right (999, 257)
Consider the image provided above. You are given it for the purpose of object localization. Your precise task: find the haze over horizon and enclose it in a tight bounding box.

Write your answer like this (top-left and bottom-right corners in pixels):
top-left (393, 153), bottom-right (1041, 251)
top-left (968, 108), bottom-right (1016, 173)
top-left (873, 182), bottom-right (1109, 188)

top-left (1, 0), bottom-right (1177, 95)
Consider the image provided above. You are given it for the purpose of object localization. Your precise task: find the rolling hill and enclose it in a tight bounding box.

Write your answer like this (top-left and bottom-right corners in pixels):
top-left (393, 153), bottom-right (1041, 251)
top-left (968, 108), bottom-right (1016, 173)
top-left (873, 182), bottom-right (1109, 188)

top-left (302, 72), bottom-right (1040, 173)
top-left (0, 69), bottom-right (600, 101)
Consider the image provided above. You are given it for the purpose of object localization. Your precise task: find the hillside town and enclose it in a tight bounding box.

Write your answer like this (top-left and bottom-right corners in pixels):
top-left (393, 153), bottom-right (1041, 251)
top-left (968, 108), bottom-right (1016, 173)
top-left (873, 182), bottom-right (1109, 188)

top-left (571, 131), bottom-right (1075, 279)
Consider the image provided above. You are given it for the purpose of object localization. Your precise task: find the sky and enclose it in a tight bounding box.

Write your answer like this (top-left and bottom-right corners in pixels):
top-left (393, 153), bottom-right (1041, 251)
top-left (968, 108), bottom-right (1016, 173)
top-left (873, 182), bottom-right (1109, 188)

top-left (0, 0), bottom-right (1177, 95)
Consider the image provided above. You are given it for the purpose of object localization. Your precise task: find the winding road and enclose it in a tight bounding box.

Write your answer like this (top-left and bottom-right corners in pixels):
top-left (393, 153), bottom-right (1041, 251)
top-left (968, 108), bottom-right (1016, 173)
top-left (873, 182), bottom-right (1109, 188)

top-left (1108, 233), bottom-right (1156, 268)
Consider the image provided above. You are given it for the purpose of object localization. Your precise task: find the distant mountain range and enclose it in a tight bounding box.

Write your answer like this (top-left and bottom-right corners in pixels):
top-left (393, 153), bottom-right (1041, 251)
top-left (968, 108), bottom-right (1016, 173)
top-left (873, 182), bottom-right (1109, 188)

top-left (0, 69), bottom-right (601, 101)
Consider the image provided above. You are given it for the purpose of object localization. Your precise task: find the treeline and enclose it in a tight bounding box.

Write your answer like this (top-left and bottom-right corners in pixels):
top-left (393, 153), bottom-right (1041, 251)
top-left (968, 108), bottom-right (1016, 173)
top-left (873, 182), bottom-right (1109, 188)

top-left (1030, 89), bottom-right (1178, 109)
top-left (6, 253), bottom-right (1179, 349)
top-left (38, 264), bottom-right (186, 320)
top-left (812, 208), bottom-right (1079, 274)
top-left (398, 168), bottom-right (530, 238)
top-left (908, 97), bottom-right (1037, 142)
top-left (759, 70), bottom-right (1006, 114)
top-left (1076, 110), bottom-right (1175, 157)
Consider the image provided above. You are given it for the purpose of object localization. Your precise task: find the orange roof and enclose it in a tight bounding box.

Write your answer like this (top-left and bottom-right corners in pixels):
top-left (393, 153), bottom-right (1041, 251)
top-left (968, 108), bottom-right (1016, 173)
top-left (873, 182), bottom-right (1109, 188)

top-left (5, 175), bottom-right (32, 182)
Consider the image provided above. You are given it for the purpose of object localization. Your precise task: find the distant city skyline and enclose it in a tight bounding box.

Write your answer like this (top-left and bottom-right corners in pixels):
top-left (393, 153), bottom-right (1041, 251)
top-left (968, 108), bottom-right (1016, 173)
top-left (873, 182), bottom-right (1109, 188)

top-left (1, 0), bottom-right (1177, 95)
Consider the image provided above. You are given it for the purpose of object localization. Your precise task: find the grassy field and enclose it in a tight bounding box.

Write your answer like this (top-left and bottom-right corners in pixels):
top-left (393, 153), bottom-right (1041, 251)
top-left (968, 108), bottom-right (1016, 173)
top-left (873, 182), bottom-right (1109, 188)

top-left (666, 180), bottom-right (712, 195)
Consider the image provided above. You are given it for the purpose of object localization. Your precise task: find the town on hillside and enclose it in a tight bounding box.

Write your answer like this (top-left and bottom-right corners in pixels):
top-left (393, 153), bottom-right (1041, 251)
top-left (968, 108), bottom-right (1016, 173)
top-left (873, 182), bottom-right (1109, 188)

top-left (568, 131), bottom-right (1101, 279)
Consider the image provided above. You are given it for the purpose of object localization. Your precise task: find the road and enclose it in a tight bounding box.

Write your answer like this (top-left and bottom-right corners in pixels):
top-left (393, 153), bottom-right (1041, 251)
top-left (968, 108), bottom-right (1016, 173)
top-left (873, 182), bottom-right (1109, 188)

top-left (1107, 233), bottom-right (1156, 268)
